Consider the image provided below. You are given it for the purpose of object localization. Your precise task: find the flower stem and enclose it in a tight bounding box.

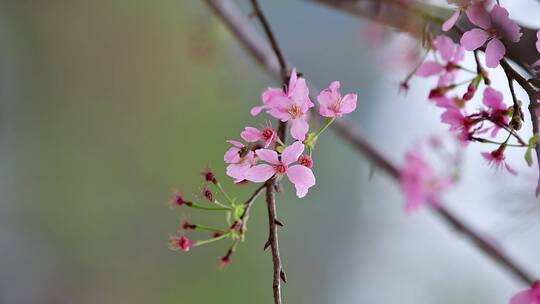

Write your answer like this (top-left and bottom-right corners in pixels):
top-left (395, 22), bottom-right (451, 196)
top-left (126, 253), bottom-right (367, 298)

top-left (193, 224), bottom-right (227, 233)
top-left (188, 202), bottom-right (231, 211)
top-left (315, 118), bottom-right (334, 138)
top-left (195, 233), bottom-right (231, 246)
top-left (216, 182), bottom-right (234, 205)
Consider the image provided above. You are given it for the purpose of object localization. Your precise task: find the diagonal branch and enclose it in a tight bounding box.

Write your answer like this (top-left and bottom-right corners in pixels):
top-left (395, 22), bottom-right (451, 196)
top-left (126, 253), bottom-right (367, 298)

top-left (308, 0), bottom-right (540, 72)
top-left (204, 0), bottom-right (536, 287)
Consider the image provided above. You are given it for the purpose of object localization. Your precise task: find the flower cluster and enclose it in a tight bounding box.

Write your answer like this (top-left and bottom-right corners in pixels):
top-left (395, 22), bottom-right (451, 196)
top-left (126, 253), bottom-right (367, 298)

top-left (167, 170), bottom-right (247, 266)
top-left (168, 69), bottom-right (358, 265)
top-left (411, 24), bottom-right (531, 177)
top-left (227, 69), bottom-right (357, 198)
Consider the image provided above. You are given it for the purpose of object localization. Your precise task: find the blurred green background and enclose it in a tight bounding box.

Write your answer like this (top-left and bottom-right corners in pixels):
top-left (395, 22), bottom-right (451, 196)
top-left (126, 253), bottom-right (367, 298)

top-left (0, 1), bottom-right (367, 303)
top-left (0, 1), bottom-right (536, 303)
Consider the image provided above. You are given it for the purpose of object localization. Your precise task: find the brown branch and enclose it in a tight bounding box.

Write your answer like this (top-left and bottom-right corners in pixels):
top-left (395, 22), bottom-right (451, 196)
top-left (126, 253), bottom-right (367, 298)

top-left (216, 1), bottom-right (289, 303)
top-left (308, 0), bottom-right (540, 72)
top-left (204, 0), bottom-right (536, 287)
top-left (238, 183), bottom-right (266, 232)
top-left (265, 180), bottom-right (284, 304)
top-left (500, 59), bottom-right (540, 196)
top-left (249, 0), bottom-right (288, 81)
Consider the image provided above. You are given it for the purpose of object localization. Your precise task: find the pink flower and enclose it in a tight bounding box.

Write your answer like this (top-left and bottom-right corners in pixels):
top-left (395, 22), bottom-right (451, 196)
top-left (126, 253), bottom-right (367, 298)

top-left (251, 69), bottom-right (314, 141)
top-left (224, 140), bottom-right (257, 183)
top-left (460, 4), bottom-right (522, 68)
top-left (240, 124), bottom-right (277, 148)
top-left (417, 35), bottom-right (465, 87)
top-left (399, 147), bottom-right (453, 212)
top-left (443, 0), bottom-right (491, 31)
top-left (245, 141), bottom-right (316, 198)
top-left (169, 235), bottom-right (196, 252)
top-left (482, 87), bottom-right (509, 137)
top-left (317, 81), bottom-right (358, 118)
top-left (170, 192), bottom-right (187, 207)
top-left (510, 282), bottom-right (540, 304)
top-left (481, 146), bottom-right (517, 175)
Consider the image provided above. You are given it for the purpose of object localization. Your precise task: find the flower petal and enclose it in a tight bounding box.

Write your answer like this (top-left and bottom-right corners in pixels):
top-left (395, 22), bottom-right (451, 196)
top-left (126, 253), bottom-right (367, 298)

top-left (434, 35), bottom-right (455, 61)
top-left (286, 165), bottom-right (316, 198)
top-left (460, 28), bottom-right (489, 51)
top-left (442, 11), bottom-right (460, 32)
top-left (250, 105), bottom-right (269, 116)
top-left (282, 141), bottom-right (304, 165)
top-left (224, 147), bottom-right (240, 164)
top-left (226, 163), bottom-right (251, 183)
top-left (483, 87), bottom-right (505, 109)
top-left (241, 127), bottom-right (262, 142)
top-left (255, 149), bottom-right (280, 165)
top-left (416, 61), bottom-right (444, 77)
top-left (245, 164), bottom-right (275, 183)
top-left (466, 4), bottom-right (491, 29)
top-left (340, 93), bottom-right (357, 114)
top-left (485, 38), bottom-right (505, 68)
top-left (262, 88), bottom-right (285, 104)
top-left (290, 118), bottom-right (309, 141)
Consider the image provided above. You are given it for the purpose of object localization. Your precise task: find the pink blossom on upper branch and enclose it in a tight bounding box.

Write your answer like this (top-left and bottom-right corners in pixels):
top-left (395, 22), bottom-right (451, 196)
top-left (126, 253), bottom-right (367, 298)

top-left (241, 124), bottom-right (277, 148)
top-left (317, 81), bottom-right (357, 118)
top-left (481, 145), bottom-right (517, 175)
top-left (482, 87), bottom-right (510, 137)
top-left (416, 35), bottom-right (465, 86)
top-left (245, 141), bottom-right (315, 198)
top-left (399, 146), bottom-right (454, 212)
top-left (224, 140), bottom-right (257, 183)
top-left (460, 4), bottom-right (522, 68)
top-left (443, 0), bottom-right (492, 31)
top-left (509, 282), bottom-right (540, 304)
top-left (251, 68), bottom-right (314, 141)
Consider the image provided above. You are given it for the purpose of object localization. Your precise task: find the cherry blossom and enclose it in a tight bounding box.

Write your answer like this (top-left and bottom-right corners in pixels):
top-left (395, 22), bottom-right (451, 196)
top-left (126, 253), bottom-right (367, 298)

top-left (251, 68), bottom-right (314, 141)
top-left (443, 0), bottom-right (490, 31)
top-left (482, 87), bottom-right (509, 137)
top-left (169, 235), bottom-right (195, 252)
top-left (417, 35), bottom-right (465, 86)
top-left (245, 141), bottom-right (316, 198)
top-left (460, 4), bottom-right (522, 68)
top-left (241, 124), bottom-right (277, 148)
top-left (399, 147), bottom-right (454, 212)
top-left (510, 282), bottom-right (540, 304)
top-left (481, 145), bottom-right (517, 175)
top-left (317, 81), bottom-right (358, 118)
top-left (224, 140), bottom-right (257, 183)
top-left (416, 35), bottom-right (465, 87)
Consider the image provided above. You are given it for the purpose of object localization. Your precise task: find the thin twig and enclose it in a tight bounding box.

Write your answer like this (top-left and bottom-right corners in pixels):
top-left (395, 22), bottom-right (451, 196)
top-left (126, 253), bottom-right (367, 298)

top-left (249, 0), bottom-right (288, 81)
top-left (500, 59), bottom-right (540, 196)
top-left (246, 1), bottom-right (289, 303)
top-left (238, 184), bottom-right (266, 232)
top-left (204, 0), bottom-right (536, 287)
top-left (265, 180), bottom-right (284, 304)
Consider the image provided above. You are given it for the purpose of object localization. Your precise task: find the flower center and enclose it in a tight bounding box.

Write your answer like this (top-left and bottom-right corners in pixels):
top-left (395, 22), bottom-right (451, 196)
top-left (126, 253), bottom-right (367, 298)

top-left (262, 128), bottom-right (274, 140)
top-left (298, 154), bottom-right (313, 168)
top-left (288, 104), bottom-right (302, 118)
top-left (330, 98), bottom-right (343, 113)
top-left (274, 163), bottom-right (288, 174)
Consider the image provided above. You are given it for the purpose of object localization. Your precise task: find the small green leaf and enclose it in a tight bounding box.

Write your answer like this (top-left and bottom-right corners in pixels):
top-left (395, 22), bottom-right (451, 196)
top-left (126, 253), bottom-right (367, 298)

top-left (233, 205), bottom-right (245, 220)
top-left (524, 134), bottom-right (540, 167)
